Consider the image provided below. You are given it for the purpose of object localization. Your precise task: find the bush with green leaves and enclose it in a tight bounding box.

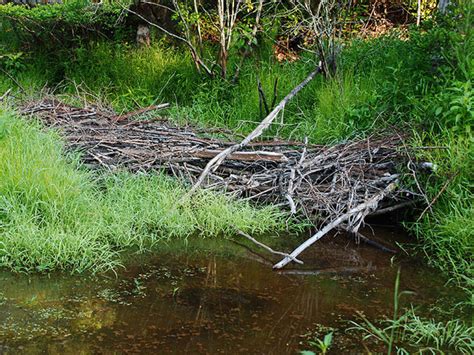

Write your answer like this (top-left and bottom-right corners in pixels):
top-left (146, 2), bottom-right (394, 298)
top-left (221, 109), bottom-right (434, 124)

top-left (0, 0), bottom-right (132, 49)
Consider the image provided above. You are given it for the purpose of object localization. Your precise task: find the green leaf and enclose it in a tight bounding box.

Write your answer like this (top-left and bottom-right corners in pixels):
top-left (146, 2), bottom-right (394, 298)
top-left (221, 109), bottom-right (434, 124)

top-left (323, 332), bottom-right (333, 346)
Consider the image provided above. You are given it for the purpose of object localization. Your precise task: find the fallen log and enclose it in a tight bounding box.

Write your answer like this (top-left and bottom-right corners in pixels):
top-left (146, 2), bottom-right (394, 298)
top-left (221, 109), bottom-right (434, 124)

top-left (273, 183), bottom-right (397, 269)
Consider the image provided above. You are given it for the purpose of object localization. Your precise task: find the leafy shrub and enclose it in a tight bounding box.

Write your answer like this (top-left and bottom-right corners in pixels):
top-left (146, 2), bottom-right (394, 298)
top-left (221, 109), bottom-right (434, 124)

top-left (0, 0), bottom-right (132, 49)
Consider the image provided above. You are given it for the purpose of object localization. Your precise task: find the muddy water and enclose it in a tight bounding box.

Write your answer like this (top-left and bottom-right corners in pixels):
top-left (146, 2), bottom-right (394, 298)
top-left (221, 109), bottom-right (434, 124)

top-left (0, 227), bottom-right (462, 354)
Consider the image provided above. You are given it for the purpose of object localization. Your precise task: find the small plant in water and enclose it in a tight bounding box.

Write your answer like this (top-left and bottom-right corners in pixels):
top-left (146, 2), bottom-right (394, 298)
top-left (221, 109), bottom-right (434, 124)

top-left (300, 332), bottom-right (333, 355)
top-left (172, 287), bottom-right (180, 298)
top-left (349, 269), bottom-right (474, 354)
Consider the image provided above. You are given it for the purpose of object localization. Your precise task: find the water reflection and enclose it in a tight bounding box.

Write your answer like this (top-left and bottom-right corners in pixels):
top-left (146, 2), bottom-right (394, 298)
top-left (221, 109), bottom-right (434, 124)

top-left (0, 228), bottom-right (462, 354)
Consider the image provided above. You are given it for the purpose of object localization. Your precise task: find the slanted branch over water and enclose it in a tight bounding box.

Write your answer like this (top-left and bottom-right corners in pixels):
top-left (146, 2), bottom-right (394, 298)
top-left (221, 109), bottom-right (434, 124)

top-left (21, 99), bottom-right (420, 269)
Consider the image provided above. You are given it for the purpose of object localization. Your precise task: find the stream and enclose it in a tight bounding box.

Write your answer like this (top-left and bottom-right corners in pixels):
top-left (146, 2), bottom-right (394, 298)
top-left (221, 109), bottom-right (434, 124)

top-left (0, 227), bottom-right (462, 354)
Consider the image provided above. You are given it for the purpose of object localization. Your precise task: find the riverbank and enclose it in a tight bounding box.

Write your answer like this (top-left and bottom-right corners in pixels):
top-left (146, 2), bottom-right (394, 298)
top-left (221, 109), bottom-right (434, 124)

top-left (1, 21), bottom-right (471, 292)
top-left (0, 2), bottom-right (472, 352)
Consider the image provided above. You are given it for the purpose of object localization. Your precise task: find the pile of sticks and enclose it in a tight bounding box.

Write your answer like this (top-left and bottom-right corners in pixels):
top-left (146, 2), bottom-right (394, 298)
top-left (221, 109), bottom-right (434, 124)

top-left (21, 97), bottom-right (420, 269)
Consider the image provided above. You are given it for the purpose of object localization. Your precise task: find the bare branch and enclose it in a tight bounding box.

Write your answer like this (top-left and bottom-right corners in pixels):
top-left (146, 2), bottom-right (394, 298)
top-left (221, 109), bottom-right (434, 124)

top-left (273, 182), bottom-right (398, 269)
top-left (185, 64), bottom-right (322, 198)
top-left (237, 230), bottom-right (303, 264)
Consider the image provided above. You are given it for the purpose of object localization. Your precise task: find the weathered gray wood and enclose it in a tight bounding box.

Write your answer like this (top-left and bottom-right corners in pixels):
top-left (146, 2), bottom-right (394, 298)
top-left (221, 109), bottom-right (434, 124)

top-left (21, 99), bottom-right (420, 270)
top-left (186, 64), bottom-right (322, 198)
top-left (273, 183), bottom-right (398, 269)
top-left (237, 230), bottom-right (303, 264)
top-left (193, 149), bottom-right (288, 163)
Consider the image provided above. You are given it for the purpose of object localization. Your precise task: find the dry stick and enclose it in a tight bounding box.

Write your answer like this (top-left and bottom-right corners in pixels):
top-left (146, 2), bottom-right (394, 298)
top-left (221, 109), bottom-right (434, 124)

top-left (368, 200), bottom-right (415, 217)
top-left (193, 149), bottom-right (288, 162)
top-left (236, 230), bottom-right (303, 265)
top-left (0, 68), bottom-right (25, 93)
top-left (416, 172), bottom-right (458, 222)
top-left (229, 239), bottom-right (274, 266)
top-left (184, 64), bottom-right (322, 199)
top-left (286, 137), bottom-right (308, 214)
top-left (114, 103), bottom-right (170, 122)
top-left (0, 88), bottom-right (12, 101)
top-left (273, 182), bottom-right (397, 269)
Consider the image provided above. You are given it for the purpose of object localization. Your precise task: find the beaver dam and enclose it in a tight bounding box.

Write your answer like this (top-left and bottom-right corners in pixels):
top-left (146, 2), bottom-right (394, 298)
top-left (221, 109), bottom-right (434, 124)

top-left (20, 95), bottom-right (431, 270)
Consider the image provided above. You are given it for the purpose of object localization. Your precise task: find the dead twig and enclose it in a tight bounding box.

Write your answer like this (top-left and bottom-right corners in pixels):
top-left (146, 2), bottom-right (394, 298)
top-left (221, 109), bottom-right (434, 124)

top-left (236, 230), bottom-right (303, 264)
top-left (0, 88), bottom-right (12, 101)
top-left (416, 172), bottom-right (458, 222)
top-left (0, 68), bottom-right (25, 93)
top-left (114, 103), bottom-right (170, 122)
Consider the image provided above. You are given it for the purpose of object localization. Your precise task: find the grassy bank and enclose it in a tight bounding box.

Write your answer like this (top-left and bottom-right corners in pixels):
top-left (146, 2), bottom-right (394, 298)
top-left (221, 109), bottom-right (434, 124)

top-left (0, 108), bottom-right (285, 272)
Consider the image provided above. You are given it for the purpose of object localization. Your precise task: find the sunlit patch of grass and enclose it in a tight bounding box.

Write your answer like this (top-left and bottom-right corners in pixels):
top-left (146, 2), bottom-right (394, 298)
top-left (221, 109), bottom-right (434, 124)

top-left (0, 109), bottom-right (286, 273)
top-left (0, 108), bottom-right (118, 272)
top-left (100, 172), bottom-right (285, 250)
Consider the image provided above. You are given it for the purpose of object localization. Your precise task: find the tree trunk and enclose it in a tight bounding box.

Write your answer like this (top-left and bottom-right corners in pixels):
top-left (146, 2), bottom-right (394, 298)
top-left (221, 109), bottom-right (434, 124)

top-left (438, 0), bottom-right (450, 14)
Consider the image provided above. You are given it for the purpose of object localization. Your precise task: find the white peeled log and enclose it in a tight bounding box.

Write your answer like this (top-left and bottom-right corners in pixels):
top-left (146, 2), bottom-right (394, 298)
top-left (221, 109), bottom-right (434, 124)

top-left (273, 182), bottom-right (398, 270)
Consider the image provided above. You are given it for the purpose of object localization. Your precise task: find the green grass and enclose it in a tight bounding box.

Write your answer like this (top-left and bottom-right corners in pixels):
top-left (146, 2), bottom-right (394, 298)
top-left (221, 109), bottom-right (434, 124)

top-left (410, 131), bottom-right (474, 300)
top-left (1, 38), bottom-right (381, 143)
top-left (0, 108), bottom-right (286, 273)
top-left (351, 305), bottom-right (474, 354)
